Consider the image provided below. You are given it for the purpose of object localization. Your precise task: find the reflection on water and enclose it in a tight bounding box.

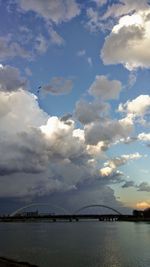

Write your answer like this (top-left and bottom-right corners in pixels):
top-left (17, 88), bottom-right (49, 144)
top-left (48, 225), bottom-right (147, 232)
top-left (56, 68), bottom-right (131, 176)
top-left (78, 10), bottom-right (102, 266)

top-left (0, 221), bottom-right (150, 267)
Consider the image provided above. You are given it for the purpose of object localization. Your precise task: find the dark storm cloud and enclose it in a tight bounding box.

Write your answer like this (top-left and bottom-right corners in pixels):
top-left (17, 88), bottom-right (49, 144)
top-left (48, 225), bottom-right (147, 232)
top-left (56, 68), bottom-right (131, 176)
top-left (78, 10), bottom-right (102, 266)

top-left (137, 182), bottom-right (150, 192)
top-left (122, 181), bottom-right (135, 188)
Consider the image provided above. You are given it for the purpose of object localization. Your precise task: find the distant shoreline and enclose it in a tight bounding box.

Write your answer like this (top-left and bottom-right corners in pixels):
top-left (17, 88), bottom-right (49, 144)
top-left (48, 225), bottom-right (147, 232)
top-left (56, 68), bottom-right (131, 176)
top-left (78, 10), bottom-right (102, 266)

top-left (0, 257), bottom-right (38, 267)
top-left (0, 214), bottom-right (150, 223)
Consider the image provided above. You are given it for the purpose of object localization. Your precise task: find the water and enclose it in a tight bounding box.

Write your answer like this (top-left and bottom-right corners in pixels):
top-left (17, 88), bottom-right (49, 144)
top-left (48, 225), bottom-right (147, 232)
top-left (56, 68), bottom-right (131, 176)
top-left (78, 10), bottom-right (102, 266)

top-left (0, 221), bottom-right (149, 267)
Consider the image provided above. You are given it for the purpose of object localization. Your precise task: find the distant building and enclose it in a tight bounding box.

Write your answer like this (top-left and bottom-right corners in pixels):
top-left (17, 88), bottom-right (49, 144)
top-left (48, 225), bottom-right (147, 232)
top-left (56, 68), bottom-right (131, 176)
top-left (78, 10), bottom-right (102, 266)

top-left (17, 210), bottom-right (39, 217)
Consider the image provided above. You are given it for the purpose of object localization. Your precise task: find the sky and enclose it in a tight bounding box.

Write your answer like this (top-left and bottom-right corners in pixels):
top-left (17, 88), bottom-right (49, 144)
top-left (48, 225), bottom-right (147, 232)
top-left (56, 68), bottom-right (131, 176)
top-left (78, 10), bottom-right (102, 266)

top-left (0, 0), bottom-right (150, 214)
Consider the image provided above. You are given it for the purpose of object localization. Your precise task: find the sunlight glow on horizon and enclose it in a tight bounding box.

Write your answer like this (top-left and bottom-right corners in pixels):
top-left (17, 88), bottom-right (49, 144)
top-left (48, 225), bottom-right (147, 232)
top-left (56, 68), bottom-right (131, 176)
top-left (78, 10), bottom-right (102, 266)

top-left (136, 201), bottom-right (150, 210)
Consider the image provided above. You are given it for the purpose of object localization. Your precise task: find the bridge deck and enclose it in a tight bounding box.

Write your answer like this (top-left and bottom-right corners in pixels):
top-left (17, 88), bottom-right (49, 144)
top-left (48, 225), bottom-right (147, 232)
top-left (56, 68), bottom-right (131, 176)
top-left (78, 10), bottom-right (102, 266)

top-left (0, 214), bottom-right (129, 222)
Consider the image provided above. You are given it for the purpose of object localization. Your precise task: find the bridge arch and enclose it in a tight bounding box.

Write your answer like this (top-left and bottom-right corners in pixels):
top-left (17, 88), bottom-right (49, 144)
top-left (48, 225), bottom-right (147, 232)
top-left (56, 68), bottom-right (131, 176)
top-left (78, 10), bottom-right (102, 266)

top-left (73, 204), bottom-right (122, 215)
top-left (10, 203), bottom-right (68, 217)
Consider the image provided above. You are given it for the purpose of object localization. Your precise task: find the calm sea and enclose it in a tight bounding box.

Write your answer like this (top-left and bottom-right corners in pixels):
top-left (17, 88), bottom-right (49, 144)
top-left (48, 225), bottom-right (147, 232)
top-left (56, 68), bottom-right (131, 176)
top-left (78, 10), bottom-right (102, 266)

top-left (0, 221), bottom-right (149, 267)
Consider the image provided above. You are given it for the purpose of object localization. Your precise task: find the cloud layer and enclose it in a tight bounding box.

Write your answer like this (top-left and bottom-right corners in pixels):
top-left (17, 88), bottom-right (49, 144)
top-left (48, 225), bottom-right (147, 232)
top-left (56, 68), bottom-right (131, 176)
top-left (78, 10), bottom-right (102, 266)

top-left (1, 0), bottom-right (150, 212)
top-left (0, 67), bottom-right (137, 204)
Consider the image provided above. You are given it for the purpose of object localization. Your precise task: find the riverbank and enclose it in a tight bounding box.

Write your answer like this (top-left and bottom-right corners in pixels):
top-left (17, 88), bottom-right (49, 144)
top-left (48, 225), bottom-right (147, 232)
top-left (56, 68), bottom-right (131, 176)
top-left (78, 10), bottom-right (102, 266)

top-left (0, 257), bottom-right (38, 267)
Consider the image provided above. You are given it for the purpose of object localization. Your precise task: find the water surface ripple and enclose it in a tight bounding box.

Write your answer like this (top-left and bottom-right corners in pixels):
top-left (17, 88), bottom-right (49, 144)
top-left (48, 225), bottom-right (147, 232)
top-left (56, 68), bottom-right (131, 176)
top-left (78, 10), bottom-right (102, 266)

top-left (0, 221), bottom-right (150, 267)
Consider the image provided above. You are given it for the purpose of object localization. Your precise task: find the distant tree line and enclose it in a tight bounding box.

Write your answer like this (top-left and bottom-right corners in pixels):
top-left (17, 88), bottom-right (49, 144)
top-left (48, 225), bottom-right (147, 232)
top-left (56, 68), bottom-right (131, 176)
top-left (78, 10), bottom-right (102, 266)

top-left (133, 208), bottom-right (150, 217)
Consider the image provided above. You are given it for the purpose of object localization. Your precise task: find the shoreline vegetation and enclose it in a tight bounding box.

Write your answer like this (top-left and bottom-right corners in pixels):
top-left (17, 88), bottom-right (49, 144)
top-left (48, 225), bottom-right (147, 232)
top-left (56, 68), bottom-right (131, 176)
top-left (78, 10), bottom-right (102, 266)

top-left (0, 257), bottom-right (38, 267)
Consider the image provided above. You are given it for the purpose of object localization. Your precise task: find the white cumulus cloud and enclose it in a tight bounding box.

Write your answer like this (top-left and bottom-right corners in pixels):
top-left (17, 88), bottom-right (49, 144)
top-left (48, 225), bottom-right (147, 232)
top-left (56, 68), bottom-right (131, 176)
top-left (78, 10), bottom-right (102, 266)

top-left (101, 9), bottom-right (150, 70)
top-left (100, 153), bottom-right (142, 177)
top-left (138, 132), bottom-right (150, 142)
top-left (118, 95), bottom-right (150, 120)
top-left (89, 75), bottom-right (122, 100)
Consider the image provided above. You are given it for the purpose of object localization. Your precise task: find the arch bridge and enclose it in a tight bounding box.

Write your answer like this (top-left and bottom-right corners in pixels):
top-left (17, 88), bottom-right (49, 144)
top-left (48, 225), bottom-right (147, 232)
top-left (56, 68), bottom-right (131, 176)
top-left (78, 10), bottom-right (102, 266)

top-left (73, 204), bottom-right (122, 215)
top-left (10, 203), bottom-right (69, 217)
top-left (6, 203), bottom-right (124, 222)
